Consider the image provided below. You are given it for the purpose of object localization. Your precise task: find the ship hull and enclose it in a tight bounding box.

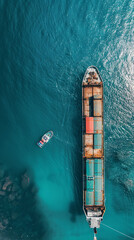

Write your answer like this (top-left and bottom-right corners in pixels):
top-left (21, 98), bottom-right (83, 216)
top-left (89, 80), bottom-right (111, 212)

top-left (82, 66), bottom-right (105, 229)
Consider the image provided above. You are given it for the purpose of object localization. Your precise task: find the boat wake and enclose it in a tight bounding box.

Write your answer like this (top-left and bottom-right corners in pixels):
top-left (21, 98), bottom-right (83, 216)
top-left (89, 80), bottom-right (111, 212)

top-left (102, 223), bottom-right (134, 240)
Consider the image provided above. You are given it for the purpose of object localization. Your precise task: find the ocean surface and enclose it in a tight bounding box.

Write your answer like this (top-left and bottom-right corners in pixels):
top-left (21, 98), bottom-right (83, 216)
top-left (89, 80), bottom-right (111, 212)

top-left (0, 0), bottom-right (134, 239)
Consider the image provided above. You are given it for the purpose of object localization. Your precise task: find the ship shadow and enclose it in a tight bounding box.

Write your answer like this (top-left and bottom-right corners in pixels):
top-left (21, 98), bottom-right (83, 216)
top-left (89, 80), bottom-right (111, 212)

top-left (68, 73), bottom-right (83, 222)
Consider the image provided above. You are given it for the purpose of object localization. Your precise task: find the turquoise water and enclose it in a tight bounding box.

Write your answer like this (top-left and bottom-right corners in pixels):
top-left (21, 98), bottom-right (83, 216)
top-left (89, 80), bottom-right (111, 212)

top-left (0, 0), bottom-right (134, 239)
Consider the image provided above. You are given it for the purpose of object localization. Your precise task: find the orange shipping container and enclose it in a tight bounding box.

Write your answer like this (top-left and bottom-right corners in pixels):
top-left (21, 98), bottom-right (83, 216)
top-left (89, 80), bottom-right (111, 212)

top-left (86, 117), bottom-right (94, 133)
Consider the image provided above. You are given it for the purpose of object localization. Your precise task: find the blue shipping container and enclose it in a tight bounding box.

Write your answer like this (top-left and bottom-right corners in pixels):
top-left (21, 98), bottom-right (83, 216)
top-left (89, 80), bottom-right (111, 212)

top-left (94, 134), bottom-right (102, 149)
top-left (86, 159), bottom-right (94, 177)
top-left (94, 117), bottom-right (102, 133)
top-left (86, 191), bottom-right (94, 206)
top-left (94, 159), bottom-right (103, 176)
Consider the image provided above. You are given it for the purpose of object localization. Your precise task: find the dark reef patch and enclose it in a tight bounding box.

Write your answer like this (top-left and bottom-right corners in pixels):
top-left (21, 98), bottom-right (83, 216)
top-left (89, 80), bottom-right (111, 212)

top-left (0, 164), bottom-right (48, 240)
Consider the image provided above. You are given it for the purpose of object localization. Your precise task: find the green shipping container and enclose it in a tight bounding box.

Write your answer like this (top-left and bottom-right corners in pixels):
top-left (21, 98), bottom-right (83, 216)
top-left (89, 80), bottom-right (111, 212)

top-left (94, 159), bottom-right (103, 176)
top-left (94, 134), bottom-right (102, 149)
top-left (86, 177), bottom-right (94, 191)
top-left (86, 159), bottom-right (94, 177)
top-left (94, 117), bottom-right (102, 133)
top-left (86, 191), bottom-right (94, 206)
top-left (95, 191), bottom-right (103, 205)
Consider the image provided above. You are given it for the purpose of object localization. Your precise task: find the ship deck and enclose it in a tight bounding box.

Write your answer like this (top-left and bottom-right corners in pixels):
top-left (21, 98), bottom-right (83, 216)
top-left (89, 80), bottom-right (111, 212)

top-left (82, 66), bottom-right (105, 214)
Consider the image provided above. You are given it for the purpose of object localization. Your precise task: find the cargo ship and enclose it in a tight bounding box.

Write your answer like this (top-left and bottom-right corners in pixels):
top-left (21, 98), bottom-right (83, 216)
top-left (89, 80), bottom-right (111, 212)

top-left (82, 66), bottom-right (105, 235)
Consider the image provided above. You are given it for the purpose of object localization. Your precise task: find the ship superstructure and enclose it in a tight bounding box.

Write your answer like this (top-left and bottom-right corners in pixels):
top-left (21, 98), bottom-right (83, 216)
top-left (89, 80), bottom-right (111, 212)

top-left (82, 66), bottom-right (105, 233)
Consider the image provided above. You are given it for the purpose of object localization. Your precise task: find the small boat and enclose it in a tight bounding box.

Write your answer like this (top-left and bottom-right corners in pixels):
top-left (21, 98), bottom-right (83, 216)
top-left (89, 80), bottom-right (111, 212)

top-left (37, 131), bottom-right (53, 148)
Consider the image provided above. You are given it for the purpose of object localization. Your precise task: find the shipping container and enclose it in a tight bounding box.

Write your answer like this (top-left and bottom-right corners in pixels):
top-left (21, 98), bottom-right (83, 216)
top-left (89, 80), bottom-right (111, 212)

top-left (84, 134), bottom-right (93, 146)
top-left (85, 191), bottom-right (94, 206)
top-left (83, 87), bottom-right (92, 99)
top-left (94, 117), bottom-right (102, 134)
top-left (86, 117), bottom-right (94, 134)
top-left (85, 146), bottom-right (93, 157)
top-left (94, 134), bottom-right (102, 149)
top-left (94, 99), bottom-right (102, 117)
top-left (93, 86), bottom-right (102, 99)
top-left (86, 159), bottom-right (94, 177)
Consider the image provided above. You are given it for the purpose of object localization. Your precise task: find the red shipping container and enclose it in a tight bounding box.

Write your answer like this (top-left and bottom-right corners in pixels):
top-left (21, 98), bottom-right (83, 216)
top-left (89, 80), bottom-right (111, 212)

top-left (86, 117), bottom-right (94, 133)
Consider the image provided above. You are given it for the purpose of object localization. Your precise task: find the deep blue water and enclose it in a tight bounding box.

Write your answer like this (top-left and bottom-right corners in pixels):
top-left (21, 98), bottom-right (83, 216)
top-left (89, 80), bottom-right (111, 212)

top-left (0, 0), bottom-right (134, 239)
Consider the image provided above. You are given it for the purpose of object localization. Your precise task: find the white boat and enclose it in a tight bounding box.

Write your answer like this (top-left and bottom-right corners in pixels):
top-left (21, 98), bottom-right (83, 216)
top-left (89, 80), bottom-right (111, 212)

top-left (37, 131), bottom-right (53, 148)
